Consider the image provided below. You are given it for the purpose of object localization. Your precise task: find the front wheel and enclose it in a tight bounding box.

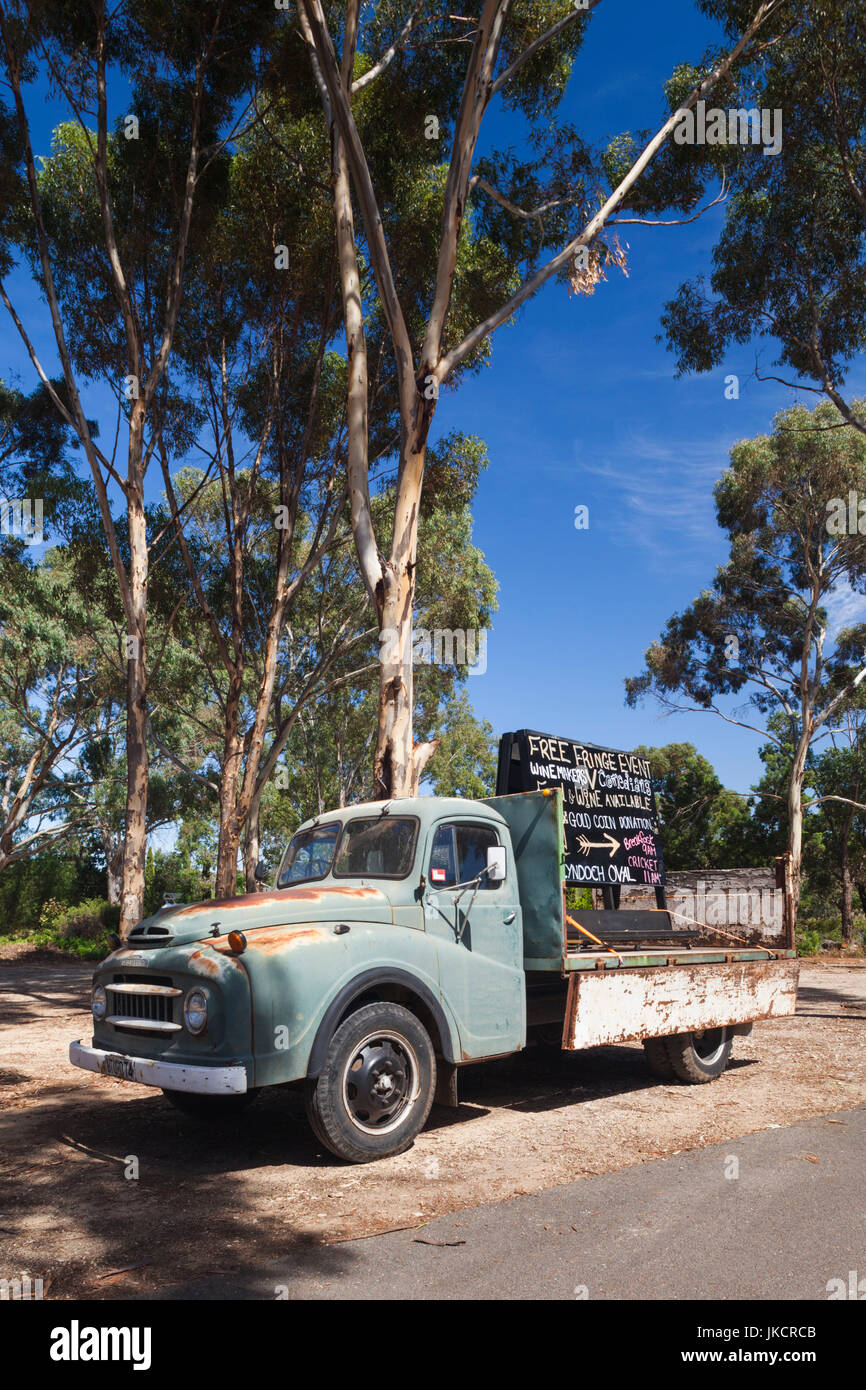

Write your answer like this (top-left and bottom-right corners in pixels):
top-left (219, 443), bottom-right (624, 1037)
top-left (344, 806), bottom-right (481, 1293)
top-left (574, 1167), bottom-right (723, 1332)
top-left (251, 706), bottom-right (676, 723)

top-left (663, 1027), bottom-right (732, 1083)
top-left (305, 1002), bottom-right (436, 1163)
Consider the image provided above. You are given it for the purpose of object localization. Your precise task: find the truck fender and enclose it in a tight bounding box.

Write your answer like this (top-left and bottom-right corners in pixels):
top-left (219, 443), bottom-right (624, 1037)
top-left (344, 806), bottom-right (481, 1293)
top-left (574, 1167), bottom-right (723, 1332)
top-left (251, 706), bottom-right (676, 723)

top-left (306, 967), bottom-right (458, 1077)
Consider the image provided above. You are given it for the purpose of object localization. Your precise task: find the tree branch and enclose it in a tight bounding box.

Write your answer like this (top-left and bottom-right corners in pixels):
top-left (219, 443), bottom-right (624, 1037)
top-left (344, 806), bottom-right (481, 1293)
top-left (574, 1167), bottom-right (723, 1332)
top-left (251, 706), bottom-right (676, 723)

top-left (438, 0), bottom-right (787, 382)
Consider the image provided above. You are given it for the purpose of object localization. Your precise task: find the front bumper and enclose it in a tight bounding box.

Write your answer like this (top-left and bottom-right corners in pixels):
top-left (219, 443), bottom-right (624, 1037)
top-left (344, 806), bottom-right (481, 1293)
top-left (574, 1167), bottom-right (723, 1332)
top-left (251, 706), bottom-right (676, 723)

top-left (69, 1040), bottom-right (248, 1094)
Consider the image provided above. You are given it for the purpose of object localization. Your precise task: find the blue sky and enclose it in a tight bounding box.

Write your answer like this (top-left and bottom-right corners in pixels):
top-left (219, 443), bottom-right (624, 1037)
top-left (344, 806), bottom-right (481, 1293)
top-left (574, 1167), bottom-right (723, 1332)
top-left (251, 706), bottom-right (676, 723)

top-left (5, 1), bottom-right (865, 802)
top-left (425, 0), bottom-right (866, 795)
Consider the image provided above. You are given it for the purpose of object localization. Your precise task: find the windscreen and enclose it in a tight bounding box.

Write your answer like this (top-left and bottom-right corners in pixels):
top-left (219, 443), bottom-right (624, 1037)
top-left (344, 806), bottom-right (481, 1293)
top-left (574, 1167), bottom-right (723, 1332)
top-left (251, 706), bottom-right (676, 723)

top-left (278, 822), bottom-right (340, 885)
top-left (333, 816), bottom-right (418, 878)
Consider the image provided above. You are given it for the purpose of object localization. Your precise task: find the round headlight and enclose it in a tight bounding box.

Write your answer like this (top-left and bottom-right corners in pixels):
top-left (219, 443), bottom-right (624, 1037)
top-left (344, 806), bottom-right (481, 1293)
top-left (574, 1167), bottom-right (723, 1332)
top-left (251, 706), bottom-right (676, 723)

top-left (92, 984), bottom-right (107, 1021)
top-left (184, 988), bottom-right (208, 1035)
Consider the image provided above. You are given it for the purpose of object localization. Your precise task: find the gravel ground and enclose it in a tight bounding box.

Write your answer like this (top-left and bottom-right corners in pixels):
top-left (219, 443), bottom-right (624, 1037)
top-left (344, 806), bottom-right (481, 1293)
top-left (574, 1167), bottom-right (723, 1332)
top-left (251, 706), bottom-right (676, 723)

top-left (0, 950), bottom-right (863, 1299)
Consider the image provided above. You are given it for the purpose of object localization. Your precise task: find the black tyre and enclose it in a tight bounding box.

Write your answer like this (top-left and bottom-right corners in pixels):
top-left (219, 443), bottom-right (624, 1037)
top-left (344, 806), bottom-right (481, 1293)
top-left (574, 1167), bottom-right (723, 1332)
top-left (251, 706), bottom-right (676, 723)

top-left (663, 1027), bottom-right (732, 1083)
top-left (305, 1002), bottom-right (436, 1163)
top-left (161, 1087), bottom-right (259, 1119)
top-left (642, 1035), bottom-right (677, 1080)
top-left (529, 1023), bottom-right (563, 1050)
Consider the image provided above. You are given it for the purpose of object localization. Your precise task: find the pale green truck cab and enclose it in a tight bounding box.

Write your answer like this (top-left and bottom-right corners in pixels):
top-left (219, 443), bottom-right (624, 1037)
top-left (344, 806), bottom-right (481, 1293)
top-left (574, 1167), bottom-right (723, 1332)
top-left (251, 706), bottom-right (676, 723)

top-left (70, 790), bottom-right (798, 1163)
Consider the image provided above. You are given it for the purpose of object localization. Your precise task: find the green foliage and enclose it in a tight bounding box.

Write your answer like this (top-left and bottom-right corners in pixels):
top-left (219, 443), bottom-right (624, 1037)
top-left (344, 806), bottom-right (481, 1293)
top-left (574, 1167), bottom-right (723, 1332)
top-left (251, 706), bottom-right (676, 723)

top-left (424, 692), bottom-right (498, 799)
top-left (0, 376), bottom-right (98, 545)
top-left (50, 897), bottom-right (120, 939)
top-left (37, 897), bottom-right (67, 928)
top-left (627, 400), bottom-right (866, 748)
top-left (143, 845), bottom-right (213, 917)
top-left (255, 543), bottom-right (496, 858)
top-left (5, 929), bottom-right (112, 960)
top-left (2, 894), bottom-right (118, 958)
top-left (796, 926), bottom-right (821, 957)
top-left (2, 0), bottom-right (783, 911)
top-left (660, 0), bottom-right (866, 427)
top-left (0, 846), bottom-right (104, 932)
top-left (634, 742), bottom-right (754, 870)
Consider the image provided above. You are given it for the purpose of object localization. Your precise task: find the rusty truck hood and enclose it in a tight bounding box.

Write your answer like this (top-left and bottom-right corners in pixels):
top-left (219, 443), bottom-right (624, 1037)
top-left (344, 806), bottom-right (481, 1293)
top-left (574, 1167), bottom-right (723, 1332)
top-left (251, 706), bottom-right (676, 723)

top-left (121, 883), bottom-right (393, 950)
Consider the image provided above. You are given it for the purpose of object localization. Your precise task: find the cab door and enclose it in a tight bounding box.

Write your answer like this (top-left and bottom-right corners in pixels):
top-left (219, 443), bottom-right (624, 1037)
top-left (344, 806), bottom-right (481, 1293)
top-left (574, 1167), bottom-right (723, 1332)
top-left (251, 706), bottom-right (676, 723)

top-left (424, 818), bottom-right (525, 1058)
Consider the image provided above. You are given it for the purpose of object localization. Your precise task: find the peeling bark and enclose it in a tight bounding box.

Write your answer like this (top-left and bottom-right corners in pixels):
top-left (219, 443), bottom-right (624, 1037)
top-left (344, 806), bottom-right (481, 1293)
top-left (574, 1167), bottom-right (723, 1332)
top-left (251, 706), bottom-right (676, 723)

top-left (120, 483), bottom-right (149, 934)
top-left (840, 842), bottom-right (855, 947)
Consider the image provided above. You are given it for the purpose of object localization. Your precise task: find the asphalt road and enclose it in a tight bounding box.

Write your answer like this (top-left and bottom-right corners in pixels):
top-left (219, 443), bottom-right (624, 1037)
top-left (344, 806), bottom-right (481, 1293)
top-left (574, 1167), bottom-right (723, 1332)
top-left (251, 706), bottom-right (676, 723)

top-left (150, 1105), bottom-right (866, 1300)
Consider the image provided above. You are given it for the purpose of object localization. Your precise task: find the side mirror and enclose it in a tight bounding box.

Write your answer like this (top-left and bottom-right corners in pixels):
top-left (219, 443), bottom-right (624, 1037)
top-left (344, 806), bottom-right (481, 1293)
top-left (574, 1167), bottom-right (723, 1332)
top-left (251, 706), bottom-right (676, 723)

top-left (254, 861), bottom-right (270, 883)
top-left (486, 846), bottom-right (506, 882)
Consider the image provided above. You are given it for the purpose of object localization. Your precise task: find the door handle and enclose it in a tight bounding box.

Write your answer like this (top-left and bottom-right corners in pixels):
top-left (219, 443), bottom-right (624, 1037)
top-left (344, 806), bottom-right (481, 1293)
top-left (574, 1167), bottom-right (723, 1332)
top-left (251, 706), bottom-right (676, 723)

top-left (503, 911), bottom-right (516, 924)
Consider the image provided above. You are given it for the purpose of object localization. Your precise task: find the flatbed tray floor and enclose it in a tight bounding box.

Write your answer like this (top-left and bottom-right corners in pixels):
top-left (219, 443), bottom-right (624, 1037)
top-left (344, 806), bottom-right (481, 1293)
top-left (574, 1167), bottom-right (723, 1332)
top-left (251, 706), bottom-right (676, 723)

top-left (562, 945), bottom-right (797, 971)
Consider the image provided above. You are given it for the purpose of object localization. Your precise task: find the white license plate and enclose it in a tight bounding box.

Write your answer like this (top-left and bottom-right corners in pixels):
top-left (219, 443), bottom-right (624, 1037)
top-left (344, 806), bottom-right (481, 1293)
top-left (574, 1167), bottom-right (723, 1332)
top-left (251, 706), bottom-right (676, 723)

top-left (99, 1053), bottom-right (136, 1081)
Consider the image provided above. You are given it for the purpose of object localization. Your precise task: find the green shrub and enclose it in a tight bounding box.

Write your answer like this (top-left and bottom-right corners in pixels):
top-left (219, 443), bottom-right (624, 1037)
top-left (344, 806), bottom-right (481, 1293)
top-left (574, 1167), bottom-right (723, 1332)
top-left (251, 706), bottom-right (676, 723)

top-left (38, 897), bottom-right (67, 928)
top-left (0, 850), bottom-right (106, 933)
top-left (796, 927), bottom-right (821, 957)
top-left (54, 898), bottom-right (119, 940)
top-left (143, 848), bottom-right (211, 916)
top-left (10, 928), bottom-right (112, 960)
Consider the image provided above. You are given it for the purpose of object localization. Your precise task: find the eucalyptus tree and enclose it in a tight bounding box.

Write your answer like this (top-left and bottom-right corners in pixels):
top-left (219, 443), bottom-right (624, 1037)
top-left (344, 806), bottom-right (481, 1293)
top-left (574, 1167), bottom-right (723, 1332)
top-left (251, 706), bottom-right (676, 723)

top-left (260, 686), bottom-right (498, 866)
top-left (291, 0), bottom-right (786, 797)
top-left (632, 742), bottom-right (754, 870)
top-left (153, 427), bottom-right (496, 893)
top-left (0, 545), bottom-right (116, 875)
top-left (250, 457), bottom-right (499, 879)
top-left (750, 706), bottom-right (866, 944)
top-left (626, 399), bottom-right (866, 919)
top-left (0, 0), bottom-right (276, 929)
top-left (149, 463), bottom-right (366, 897)
top-left (808, 714), bottom-right (866, 945)
top-left (661, 0), bottom-right (866, 435)
top-left (173, 430), bottom-right (495, 889)
top-left (141, 47), bottom-right (506, 897)
top-left (146, 93), bottom-right (355, 898)
top-left (0, 376), bottom-right (96, 541)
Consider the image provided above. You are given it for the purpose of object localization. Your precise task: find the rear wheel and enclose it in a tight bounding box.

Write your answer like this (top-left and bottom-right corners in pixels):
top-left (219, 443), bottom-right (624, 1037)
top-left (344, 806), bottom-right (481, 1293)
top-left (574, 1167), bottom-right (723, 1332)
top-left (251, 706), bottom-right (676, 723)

top-left (305, 1002), bottom-right (436, 1163)
top-left (642, 1035), bottom-right (677, 1080)
top-left (161, 1088), bottom-right (258, 1119)
top-left (663, 1027), bottom-right (732, 1083)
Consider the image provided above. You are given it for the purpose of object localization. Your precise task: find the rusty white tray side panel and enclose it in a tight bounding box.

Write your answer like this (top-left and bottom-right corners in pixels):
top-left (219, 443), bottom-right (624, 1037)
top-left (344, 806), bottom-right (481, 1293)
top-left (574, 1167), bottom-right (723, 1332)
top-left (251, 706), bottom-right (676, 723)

top-left (563, 959), bottom-right (799, 1050)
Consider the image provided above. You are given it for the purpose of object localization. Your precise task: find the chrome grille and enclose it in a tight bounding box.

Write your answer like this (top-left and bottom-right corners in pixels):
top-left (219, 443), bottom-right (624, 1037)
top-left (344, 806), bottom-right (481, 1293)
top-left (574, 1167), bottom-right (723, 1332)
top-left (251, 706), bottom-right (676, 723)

top-left (107, 974), bottom-right (182, 1032)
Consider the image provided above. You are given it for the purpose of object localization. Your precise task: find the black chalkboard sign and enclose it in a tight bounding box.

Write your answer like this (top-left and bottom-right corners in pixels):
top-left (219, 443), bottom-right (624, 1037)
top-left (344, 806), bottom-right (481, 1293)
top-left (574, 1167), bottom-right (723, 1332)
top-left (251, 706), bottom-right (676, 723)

top-left (496, 730), bottom-right (666, 888)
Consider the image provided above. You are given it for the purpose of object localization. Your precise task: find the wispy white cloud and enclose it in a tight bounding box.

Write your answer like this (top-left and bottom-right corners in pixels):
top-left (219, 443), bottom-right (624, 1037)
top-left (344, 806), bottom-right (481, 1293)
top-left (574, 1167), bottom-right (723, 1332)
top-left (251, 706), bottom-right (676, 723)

top-left (543, 426), bottom-right (736, 568)
top-left (825, 581), bottom-right (866, 639)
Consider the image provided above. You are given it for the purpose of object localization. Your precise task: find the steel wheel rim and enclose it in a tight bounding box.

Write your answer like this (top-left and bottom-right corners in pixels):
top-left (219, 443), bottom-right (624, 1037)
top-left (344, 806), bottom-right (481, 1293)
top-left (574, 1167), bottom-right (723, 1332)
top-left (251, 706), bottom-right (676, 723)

top-left (341, 1030), bottom-right (421, 1136)
top-left (691, 1026), bottom-right (727, 1064)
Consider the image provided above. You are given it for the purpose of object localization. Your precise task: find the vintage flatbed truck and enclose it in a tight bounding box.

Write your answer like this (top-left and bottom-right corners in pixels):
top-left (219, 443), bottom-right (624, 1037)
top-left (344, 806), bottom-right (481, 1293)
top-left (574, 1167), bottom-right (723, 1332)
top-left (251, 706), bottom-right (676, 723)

top-left (70, 789), bottom-right (799, 1163)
